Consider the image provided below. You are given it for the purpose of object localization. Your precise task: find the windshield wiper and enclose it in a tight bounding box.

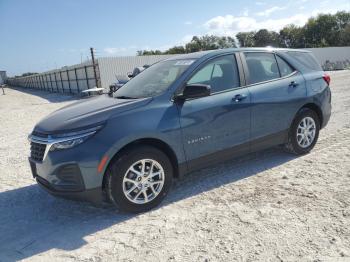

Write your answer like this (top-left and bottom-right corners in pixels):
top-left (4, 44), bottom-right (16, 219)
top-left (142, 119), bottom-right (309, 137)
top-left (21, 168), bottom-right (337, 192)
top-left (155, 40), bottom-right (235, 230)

top-left (115, 95), bottom-right (138, 99)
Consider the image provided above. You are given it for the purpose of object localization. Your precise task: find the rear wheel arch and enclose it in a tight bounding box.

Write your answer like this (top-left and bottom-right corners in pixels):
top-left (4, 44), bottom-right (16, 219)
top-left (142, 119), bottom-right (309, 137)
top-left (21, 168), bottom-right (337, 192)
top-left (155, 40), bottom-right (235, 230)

top-left (285, 107), bottom-right (320, 155)
top-left (102, 138), bottom-right (179, 191)
top-left (297, 103), bottom-right (323, 127)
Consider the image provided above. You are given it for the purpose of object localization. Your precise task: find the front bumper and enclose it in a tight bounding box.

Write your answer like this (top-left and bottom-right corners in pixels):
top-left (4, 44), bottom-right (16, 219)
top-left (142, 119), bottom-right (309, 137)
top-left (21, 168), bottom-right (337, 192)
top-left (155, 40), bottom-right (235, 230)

top-left (27, 126), bottom-right (114, 205)
top-left (36, 175), bottom-right (103, 205)
top-left (29, 157), bottom-right (104, 205)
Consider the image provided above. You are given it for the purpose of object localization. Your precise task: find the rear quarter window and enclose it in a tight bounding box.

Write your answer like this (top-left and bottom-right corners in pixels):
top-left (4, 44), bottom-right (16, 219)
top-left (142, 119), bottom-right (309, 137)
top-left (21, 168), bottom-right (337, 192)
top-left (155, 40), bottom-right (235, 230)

top-left (276, 56), bottom-right (295, 77)
top-left (287, 51), bottom-right (322, 71)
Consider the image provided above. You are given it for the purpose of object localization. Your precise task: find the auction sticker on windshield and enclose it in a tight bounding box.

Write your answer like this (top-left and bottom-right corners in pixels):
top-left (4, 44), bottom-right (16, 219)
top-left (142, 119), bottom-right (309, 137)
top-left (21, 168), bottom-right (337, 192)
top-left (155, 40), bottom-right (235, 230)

top-left (175, 60), bottom-right (195, 66)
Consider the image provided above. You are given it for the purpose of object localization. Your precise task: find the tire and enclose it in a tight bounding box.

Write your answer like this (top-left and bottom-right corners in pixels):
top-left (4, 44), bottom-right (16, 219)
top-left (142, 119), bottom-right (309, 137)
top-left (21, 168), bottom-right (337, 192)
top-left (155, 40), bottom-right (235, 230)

top-left (284, 108), bottom-right (320, 155)
top-left (106, 145), bottom-right (173, 213)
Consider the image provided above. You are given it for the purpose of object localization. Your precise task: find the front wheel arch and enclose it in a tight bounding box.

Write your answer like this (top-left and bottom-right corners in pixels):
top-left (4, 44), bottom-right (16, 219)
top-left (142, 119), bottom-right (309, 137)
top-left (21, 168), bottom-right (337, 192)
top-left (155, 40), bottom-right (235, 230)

top-left (104, 144), bottom-right (174, 212)
top-left (102, 138), bottom-right (179, 192)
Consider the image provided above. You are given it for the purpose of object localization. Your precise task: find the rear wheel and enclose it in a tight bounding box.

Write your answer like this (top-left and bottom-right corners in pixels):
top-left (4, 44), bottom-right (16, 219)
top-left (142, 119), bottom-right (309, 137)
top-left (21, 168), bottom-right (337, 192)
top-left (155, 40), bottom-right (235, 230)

top-left (285, 108), bottom-right (320, 155)
top-left (106, 145), bottom-right (173, 213)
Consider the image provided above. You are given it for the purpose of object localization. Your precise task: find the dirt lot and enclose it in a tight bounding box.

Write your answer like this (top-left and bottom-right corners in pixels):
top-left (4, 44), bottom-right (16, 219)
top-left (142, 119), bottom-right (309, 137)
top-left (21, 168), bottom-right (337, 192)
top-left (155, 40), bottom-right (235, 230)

top-left (0, 71), bottom-right (349, 262)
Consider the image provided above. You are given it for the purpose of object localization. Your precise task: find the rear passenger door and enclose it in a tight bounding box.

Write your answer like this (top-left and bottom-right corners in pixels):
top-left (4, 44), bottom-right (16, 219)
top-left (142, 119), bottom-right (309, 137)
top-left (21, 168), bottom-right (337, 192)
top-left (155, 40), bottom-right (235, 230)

top-left (242, 52), bottom-right (306, 149)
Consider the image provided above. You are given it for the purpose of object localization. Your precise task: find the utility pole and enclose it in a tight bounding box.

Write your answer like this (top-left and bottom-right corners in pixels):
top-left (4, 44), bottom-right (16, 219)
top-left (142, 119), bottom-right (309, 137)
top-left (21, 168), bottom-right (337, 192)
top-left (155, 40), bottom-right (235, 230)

top-left (90, 47), bottom-right (99, 88)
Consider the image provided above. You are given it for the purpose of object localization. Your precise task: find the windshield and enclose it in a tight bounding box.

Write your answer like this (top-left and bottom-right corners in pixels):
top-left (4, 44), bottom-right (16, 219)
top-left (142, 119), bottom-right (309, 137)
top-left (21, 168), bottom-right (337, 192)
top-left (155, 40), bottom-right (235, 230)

top-left (114, 59), bottom-right (195, 99)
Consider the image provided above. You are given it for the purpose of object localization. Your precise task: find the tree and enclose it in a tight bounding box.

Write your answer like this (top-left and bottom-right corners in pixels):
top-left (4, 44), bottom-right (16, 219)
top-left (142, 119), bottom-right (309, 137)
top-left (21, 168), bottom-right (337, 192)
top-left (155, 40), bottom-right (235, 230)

top-left (185, 35), bottom-right (237, 52)
top-left (334, 11), bottom-right (350, 31)
top-left (304, 14), bottom-right (339, 47)
top-left (340, 24), bottom-right (350, 46)
top-left (335, 11), bottom-right (350, 46)
top-left (280, 25), bottom-right (305, 48)
top-left (137, 50), bottom-right (162, 56)
top-left (236, 32), bottom-right (255, 47)
top-left (135, 11), bottom-right (350, 55)
top-left (216, 36), bottom-right (237, 49)
top-left (164, 46), bottom-right (186, 54)
top-left (253, 29), bottom-right (282, 47)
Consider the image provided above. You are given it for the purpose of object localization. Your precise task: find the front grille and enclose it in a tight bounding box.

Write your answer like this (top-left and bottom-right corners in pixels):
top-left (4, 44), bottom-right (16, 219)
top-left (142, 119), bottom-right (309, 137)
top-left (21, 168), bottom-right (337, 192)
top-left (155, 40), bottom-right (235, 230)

top-left (30, 142), bottom-right (46, 162)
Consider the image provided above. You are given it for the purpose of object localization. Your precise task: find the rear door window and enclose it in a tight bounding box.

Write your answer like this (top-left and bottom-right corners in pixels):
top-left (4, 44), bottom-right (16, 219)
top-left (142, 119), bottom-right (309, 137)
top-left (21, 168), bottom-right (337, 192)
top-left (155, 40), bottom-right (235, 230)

top-left (244, 52), bottom-right (280, 85)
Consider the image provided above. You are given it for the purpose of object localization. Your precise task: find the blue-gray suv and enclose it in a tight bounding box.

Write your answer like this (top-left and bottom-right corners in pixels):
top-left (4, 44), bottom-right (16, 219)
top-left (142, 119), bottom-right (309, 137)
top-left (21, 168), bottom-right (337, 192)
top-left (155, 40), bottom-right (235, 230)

top-left (29, 48), bottom-right (331, 212)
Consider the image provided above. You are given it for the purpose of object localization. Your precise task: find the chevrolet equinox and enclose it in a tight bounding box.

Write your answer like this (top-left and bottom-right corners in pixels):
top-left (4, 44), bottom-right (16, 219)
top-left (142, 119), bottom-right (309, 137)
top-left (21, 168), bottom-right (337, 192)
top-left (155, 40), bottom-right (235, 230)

top-left (29, 48), bottom-right (331, 212)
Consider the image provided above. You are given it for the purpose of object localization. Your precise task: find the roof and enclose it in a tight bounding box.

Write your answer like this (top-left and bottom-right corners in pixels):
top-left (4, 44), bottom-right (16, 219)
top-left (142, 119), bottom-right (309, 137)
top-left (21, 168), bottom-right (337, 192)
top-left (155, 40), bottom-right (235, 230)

top-left (166, 47), bottom-right (311, 61)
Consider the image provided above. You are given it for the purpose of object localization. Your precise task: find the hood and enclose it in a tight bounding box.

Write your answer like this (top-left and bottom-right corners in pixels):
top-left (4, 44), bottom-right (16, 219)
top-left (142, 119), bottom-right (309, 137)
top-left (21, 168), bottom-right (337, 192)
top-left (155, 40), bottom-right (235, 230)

top-left (34, 95), bottom-right (151, 134)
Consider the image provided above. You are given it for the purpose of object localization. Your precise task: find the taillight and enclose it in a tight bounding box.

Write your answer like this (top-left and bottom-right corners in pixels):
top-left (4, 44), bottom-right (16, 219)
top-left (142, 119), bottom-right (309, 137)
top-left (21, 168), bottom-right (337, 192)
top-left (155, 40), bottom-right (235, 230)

top-left (323, 73), bottom-right (331, 86)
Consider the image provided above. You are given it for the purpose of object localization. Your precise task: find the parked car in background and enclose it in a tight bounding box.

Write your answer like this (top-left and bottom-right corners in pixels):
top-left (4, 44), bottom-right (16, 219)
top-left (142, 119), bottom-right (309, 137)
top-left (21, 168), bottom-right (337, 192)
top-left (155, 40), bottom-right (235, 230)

top-left (109, 65), bottom-right (150, 95)
top-left (108, 76), bottom-right (130, 95)
top-left (127, 64), bottom-right (150, 78)
top-left (28, 48), bottom-right (331, 212)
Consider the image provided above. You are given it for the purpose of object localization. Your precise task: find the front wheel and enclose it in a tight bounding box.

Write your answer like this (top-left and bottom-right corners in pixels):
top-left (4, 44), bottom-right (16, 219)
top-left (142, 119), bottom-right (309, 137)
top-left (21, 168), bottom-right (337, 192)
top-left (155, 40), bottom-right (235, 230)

top-left (106, 145), bottom-right (173, 213)
top-left (285, 108), bottom-right (320, 155)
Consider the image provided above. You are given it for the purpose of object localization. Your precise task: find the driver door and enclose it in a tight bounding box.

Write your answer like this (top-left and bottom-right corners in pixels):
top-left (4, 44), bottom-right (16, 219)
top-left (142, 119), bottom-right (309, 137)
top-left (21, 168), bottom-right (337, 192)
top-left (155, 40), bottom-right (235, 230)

top-left (176, 54), bottom-right (251, 171)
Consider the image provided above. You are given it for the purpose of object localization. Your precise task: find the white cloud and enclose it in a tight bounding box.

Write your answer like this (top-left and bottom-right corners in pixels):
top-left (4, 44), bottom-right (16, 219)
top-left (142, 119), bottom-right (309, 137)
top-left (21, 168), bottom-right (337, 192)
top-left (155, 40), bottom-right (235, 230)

top-left (311, 6), bottom-right (348, 17)
top-left (204, 15), bottom-right (257, 36)
top-left (104, 47), bottom-right (128, 54)
top-left (103, 46), bottom-right (140, 55)
top-left (179, 35), bottom-right (194, 45)
top-left (204, 14), bottom-right (308, 35)
top-left (241, 8), bottom-right (249, 17)
top-left (257, 6), bottom-right (286, 17)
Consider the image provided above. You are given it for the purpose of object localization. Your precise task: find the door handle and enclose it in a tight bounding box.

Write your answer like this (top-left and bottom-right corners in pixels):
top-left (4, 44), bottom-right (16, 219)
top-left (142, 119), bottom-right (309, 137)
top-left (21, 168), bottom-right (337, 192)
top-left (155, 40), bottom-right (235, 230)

top-left (289, 81), bottom-right (299, 88)
top-left (232, 94), bottom-right (247, 102)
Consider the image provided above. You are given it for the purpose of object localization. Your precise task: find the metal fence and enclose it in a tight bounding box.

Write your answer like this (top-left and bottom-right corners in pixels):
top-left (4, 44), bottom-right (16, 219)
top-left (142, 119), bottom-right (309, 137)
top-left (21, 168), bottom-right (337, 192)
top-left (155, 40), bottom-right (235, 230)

top-left (6, 62), bottom-right (99, 94)
top-left (98, 55), bottom-right (174, 88)
top-left (7, 47), bottom-right (350, 94)
top-left (6, 55), bottom-right (172, 94)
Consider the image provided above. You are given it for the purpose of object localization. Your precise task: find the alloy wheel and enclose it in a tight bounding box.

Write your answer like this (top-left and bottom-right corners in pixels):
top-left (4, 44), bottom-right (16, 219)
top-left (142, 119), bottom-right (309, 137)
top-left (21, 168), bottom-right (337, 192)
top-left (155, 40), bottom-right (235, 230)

top-left (122, 159), bottom-right (165, 204)
top-left (296, 116), bottom-right (316, 148)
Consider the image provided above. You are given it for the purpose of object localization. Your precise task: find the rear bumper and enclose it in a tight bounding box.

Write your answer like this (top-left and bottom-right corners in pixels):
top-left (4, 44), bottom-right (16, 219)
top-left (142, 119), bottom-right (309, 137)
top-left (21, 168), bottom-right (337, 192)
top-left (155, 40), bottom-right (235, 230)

top-left (321, 88), bottom-right (332, 129)
top-left (322, 109), bottom-right (331, 129)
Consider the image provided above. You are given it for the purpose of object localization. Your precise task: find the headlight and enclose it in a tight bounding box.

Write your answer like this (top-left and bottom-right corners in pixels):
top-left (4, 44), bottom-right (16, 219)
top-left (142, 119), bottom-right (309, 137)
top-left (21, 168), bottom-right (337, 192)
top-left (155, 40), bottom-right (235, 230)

top-left (49, 125), bottom-right (103, 151)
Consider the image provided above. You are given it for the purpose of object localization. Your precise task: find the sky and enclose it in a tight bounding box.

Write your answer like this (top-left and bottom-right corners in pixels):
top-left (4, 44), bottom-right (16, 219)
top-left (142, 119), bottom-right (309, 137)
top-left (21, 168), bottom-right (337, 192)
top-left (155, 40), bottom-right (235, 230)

top-left (0, 0), bottom-right (349, 76)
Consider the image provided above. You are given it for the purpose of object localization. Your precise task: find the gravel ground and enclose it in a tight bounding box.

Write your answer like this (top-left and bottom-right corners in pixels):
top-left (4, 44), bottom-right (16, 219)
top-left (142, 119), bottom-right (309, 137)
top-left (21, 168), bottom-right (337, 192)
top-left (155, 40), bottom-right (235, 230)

top-left (0, 71), bottom-right (349, 262)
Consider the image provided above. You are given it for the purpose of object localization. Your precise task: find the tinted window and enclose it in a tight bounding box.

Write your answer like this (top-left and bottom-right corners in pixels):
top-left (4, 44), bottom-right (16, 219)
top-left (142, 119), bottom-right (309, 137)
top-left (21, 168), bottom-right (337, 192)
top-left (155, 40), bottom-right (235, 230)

top-left (212, 64), bottom-right (223, 78)
top-left (187, 55), bottom-right (240, 93)
top-left (188, 64), bottom-right (212, 84)
top-left (244, 52), bottom-right (280, 84)
top-left (276, 56), bottom-right (294, 77)
top-left (287, 51), bottom-right (322, 71)
top-left (114, 59), bottom-right (194, 98)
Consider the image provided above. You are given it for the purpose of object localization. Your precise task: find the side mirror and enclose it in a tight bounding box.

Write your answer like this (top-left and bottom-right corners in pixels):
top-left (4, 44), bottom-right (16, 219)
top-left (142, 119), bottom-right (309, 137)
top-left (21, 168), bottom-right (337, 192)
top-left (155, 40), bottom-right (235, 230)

top-left (176, 84), bottom-right (211, 100)
top-left (127, 72), bottom-right (133, 78)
